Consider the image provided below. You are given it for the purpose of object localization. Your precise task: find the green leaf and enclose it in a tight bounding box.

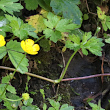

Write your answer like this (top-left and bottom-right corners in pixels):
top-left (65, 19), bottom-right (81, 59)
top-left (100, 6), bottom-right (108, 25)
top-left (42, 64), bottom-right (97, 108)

top-left (0, 16), bottom-right (11, 36)
top-left (48, 107), bottom-right (55, 110)
top-left (4, 101), bottom-right (14, 110)
top-left (48, 99), bottom-right (60, 110)
top-left (105, 38), bottom-right (110, 43)
top-left (24, 0), bottom-right (38, 10)
top-left (43, 28), bottom-right (61, 43)
top-left (50, 0), bottom-right (82, 25)
top-left (1, 75), bottom-right (11, 84)
top-left (43, 103), bottom-right (47, 110)
top-left (65, 34), bottom-right (80, 50)
top-left (23, 98), bottom-right (33, 106)
top-left (60, 104), bottom-right (74, 110)
top-left (6, 40), bottom-right (24, 53)
top-left (56, 19), bottom-right (79, 32)
top-left (44, 12), bottom-right (61, 29)
top-left (6, 93), bottom-right (20, 108)
top-left (7, 85), bottom-right (16, 94)
top-left (22, 105), bottom-right (40, 110)
top-left (5, 15), bottom-right (38, 40)
top-left (8, 51), bottom-right (28, 73)
top-left (0, 46), bottom-right (7, 59)
top-left (0, 0), bottom-right (23, 15)
top-left (7, 48), bottom-right (28, 73)
top-left (65, 32), bottom-right (104, 56)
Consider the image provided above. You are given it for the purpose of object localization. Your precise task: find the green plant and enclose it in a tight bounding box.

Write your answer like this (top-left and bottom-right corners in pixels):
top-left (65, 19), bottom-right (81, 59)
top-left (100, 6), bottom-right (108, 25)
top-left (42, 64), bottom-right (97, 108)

top-left (88, 101), bottom-right (105, 110)
top-left (40, 89), bottom-right (74, 110)
top-left (0, 0), bottom-right (109, 109)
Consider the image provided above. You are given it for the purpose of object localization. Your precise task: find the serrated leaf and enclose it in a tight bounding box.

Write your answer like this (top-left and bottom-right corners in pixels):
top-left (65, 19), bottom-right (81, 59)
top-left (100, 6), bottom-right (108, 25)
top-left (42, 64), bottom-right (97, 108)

top-left (26, 9), bottom-right (48, 33)
top-left (7, 85), bottom-right (16, 94)
top-left (44, 12), bottom-right (61, 29)
top-left (24, 0), bottom-right (38, 10)
top-left (8, 51), bottom-right (28, 74)
top-left (21, 24), bottom-right (38, 38)
top-left (2, 75), bottom-right (11, 84)
top-left (0, 0), bottom-right (23, 15)
top-left (48, 99), bottom-right (60, 110)
top-left (65, 34), bottom-right (80, 50)
top-left (6, 40), bottom-right (24, 53)
top-left (65, 32), bottom-right (104, 56)
top-left (56, 19), bottom-right (79, 32)
top-left (50, 0), bottom-right (82, 25)
top-left (0, 46), bottom-right (7, 59)
top-left (43, 28), bottom-right (61, 43)
top-left (6, 14), bottom-right (38, 39)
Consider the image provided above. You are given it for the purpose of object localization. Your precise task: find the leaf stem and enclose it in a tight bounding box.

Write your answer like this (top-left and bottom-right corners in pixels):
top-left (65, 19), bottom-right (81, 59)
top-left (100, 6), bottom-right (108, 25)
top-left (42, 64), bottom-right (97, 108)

top-left (34, 35), bottom-right (45, 43)
top-left (4, 98), bottom-right (23, 102)
top-left (54, 49), bottom-right (79, 83)
top-left (0, 66), bottom-right (55, 83)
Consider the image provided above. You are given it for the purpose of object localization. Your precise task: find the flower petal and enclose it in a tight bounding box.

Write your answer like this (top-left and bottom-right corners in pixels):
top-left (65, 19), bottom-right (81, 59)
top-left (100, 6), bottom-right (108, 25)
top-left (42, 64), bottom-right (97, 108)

top-left (21, 40), bottom-right (26, 51)
top-left (25, 39), bottom-right (34, 46)
top-left (33, 44), bottom-right (40, 52)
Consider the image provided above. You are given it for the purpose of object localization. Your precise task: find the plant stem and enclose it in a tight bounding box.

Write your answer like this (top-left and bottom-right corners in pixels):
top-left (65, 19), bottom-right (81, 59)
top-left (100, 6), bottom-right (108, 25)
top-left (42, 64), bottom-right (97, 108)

top-left (0, 66), bottom-right (55, 83)
top-left (4, 98), bottom-right (22, 102)
top-left (34, 35), bottom-right (45, 43)
top-left (54, 49), bottom-right (79, 83)
top-left (1, 66), bottom-right (110, 83)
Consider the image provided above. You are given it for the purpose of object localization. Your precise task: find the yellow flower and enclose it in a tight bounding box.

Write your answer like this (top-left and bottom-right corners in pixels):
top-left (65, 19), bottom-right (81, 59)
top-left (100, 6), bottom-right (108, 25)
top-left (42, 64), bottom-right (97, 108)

top-left (21, 39), bottom-right (40, 55)
top-left (0, 35), bottom-right (6, 47)
top-left (22, 93), bottom-right (30, 100)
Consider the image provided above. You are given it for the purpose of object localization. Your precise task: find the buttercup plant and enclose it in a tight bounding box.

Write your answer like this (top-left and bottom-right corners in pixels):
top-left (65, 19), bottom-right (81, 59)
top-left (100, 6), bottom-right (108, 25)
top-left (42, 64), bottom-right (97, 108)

top-left (0, 0), bottom-right (110, 109)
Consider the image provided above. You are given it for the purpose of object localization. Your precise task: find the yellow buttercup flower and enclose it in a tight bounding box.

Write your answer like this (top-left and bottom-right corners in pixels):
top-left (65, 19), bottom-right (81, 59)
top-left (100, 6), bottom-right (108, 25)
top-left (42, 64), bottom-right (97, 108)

top-left (0, 35), bottom-right (6, 47)
top-left (21, 39), bottom-right (40, 55)
top-left (22, 93), bottom-right (30, 100)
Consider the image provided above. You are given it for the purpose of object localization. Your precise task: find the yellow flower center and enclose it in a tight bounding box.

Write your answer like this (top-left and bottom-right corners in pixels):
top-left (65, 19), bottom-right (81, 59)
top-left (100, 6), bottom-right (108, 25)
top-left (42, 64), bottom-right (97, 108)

top-left (22, 93), bottom-right (30, 100)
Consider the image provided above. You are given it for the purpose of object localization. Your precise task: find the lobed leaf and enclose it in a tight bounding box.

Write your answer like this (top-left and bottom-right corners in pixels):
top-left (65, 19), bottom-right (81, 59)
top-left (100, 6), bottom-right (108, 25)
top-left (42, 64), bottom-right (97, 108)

top-left (65, 32), bottom-right (104, 56)
top-left (43, 28), bottom-right (61, 43)
top-left (0, 0), bottom-right (23, 15)
top-left (5, 15), bottom-right (38, 40)
top-left (56, 19), bottom-right (79, 32)
top-left (44, 12), bottom-right (61, 29)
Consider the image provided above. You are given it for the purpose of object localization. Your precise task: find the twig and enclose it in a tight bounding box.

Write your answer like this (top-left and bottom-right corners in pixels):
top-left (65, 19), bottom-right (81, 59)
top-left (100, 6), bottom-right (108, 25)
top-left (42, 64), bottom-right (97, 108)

top-left (85, 0), bottom-right (97, 15)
